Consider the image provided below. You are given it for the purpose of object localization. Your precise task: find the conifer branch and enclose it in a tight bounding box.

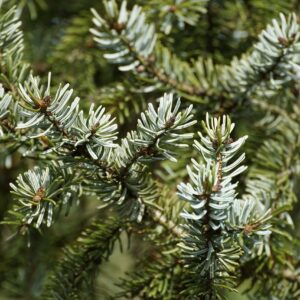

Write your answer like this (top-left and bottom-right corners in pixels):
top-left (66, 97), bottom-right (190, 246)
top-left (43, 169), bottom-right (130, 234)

top-left (44, 216), bottom-right (124, 299)
top-left (175, 113), bottom-right (278, 298)
top-left (117, 254), bottom-right (183, 299)
top-left (178, 114), bottom-right (248, 298)
top-left (236, 112), bottom-right (300, 298)
top-left (2, 3), bottom-right (300, 299)
top-left (143, 0), bottom-right (208, 35)
top-left (90, 1), bottom-right (207, 101)
top-left (3, 163), bottom-right (81, 228)
top-left (92, 4), bottom-right (300, 109)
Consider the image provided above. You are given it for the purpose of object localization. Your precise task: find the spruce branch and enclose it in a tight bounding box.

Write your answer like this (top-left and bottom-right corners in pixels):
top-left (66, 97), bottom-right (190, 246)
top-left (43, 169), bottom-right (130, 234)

top-left (3, 162), bottom-right (81, 229)
top-left (44, 216), bottom-right (124, 300)
top-left (0, 5), bottom-right (30, 141)
top-left (0, 5), bottom-right (23, 64)
top-left (92, 5), bottom-right (300, 109)
top-left (90, 0), bottom-right (157, 72)
top-left (177, 114), bottom-right (248, 298)
top-left (2, 3), bottom-right (300, 299)
top-left (14, 73), bottom-right (118, 170)
top-left (17, 73), bottom-right (80, 136)
top-left (236, 113), bottom-right (300, 298)
top-left (90, 0), bottom-right (207, 101)
top-left (90, 93), bottom-right (196, 222)
top-left (219, 12), bottom-right (300, 111)
top-left (117, 186), bottom-right (187, 299)
top-left (0, 86), bottom-right (13, 134)
top-left (7, 92), bottom-right (195, 228)
top-left (115, 93), bottom-right (195, 171)
top-left (117, 253), bottom-right (183, 299)
top-left (144, 0), bottom-right (208, 35)
top-left (0, 5), bottom-right (30, 92)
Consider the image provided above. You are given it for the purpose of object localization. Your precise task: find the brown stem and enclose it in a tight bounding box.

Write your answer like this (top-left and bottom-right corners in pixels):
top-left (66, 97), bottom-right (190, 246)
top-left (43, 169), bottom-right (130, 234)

top-left (119, 36), bottom-right (207, 99)
top-left (118, 113), bottom-right (176, 178)
top-left (149, 207), bottom-right (184, 238)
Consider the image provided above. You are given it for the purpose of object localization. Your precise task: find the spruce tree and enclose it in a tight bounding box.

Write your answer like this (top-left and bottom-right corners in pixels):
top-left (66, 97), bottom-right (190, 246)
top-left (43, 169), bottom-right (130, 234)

top-left (0, 1), bottom-right (300, 299)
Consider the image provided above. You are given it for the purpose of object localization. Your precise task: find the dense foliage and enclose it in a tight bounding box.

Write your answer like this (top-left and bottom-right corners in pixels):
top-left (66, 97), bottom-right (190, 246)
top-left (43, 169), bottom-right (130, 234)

top-left (1, 1), bottom-right (300, 299)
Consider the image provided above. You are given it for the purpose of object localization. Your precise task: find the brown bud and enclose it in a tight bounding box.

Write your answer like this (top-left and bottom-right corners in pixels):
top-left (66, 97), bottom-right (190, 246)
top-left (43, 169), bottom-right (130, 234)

top-left (169, 5), bottom-right (177, 13)
top-left (43, 96), bottom-right (51, 105)
top-left (91, 122), bottom-right (100, 134)
top-left (165, 115), bottom-right (176, 128)
top-left (212, 139), bottom-right (219, 149)
top-left (278, 37), bottom-right (289, 46)
top-left (212, 182), bottom-right (222, 192)
top-left (224, 138), bottom-right (233, 144)
top-left (138, 146), bottom-right (157, 156)
top-left (39, 95), bottom-right (51, 112)
top-left (244, 224), bottom-right (255, 235)
top-left (136, 65), bottom-right (145, 73)
top-left (1, 119), bottom-right (14, 132)
top-left (32, 187), bottom-right (45, 202)
top-left (33, 195), bottom-right (41, 202)
top-left (112, 22), bottom-right (126, 33)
